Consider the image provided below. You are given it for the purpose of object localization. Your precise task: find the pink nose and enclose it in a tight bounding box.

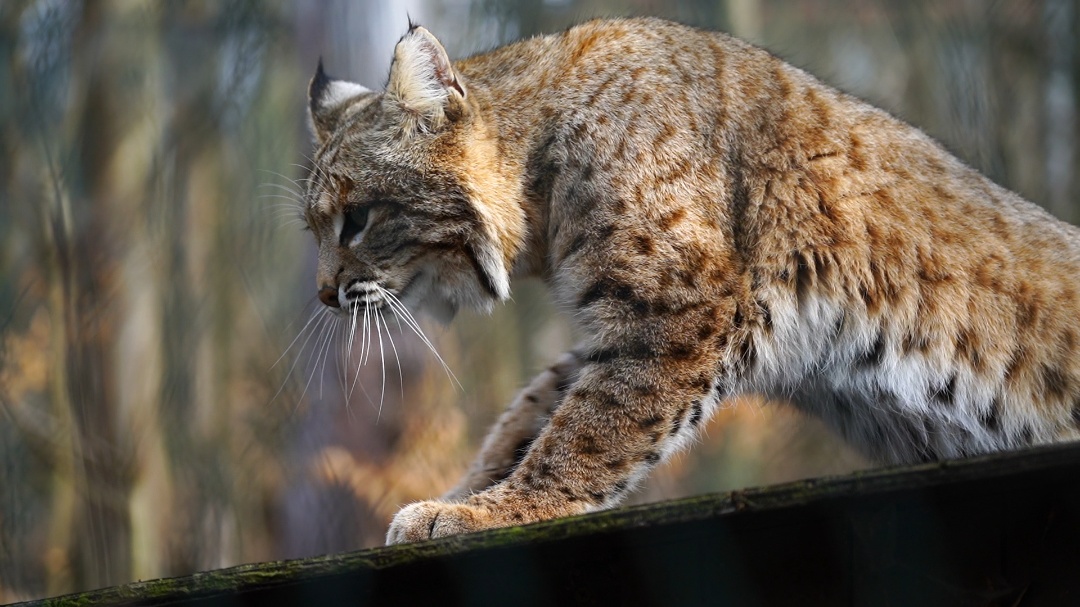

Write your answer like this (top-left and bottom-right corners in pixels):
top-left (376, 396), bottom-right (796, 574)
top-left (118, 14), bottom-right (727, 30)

top-left (318, 286), bottom-right (340, 308)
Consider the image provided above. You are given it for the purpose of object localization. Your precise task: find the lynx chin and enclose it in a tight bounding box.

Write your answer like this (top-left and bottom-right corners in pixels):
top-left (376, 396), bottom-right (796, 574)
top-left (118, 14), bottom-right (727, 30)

top-left (301, 18), bottom-right (1080, 544)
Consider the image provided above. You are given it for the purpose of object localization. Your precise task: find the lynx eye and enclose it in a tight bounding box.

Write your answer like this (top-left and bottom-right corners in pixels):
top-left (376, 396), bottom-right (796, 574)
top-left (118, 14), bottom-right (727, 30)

top-left (340, 206), bottom-right (370, 246)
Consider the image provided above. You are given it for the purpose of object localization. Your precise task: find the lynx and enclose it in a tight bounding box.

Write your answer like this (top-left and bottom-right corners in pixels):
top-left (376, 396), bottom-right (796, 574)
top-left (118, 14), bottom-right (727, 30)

top-left (302, 18), bottom-right (1080, 544)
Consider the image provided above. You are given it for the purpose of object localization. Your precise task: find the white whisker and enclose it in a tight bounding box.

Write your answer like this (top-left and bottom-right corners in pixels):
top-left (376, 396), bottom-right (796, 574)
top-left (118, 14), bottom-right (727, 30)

top-left (348, 300), bottom-right (372, 404)
top-left (271, 306), bottom-right (324, 370)
top-left (296, 156), bottom-right (333, 193)
top-left (359, 300), bottom-right (369, 366)
top-left (293, 308), bottom-right (334, 408)
top-left (363, 299), bottom-right (374, 366)
top-left (375, 310), bottom-right (386, 422)
top-left (299, 312), bottom-right (336, 406)
top-left (380, 287), bottom-right (460, 389)
top-left (382, 308), bottom-right (405, 402)
top-left (269, 307), bottom-right (327, 406)
top-left (257, 182), bottom-right (305, 200)
top-left (331, 315), bottom-right (346, 385)
top-left (316, 311), bottom-right (338, 400)
top-left (258, 167), bottom-right (307, 184)
top-left (260, 201), bottom-right (304, 215)
top-left (336, 304), bottom-right (354, 395)
top-left (346, 303), bottom-right (360, 404)
top-left (259, 200), bottom-right (304, 210)
top-left (347, 300), bottom-right (358, 367)
top-left (258, 170), bottom-right (311, 199)
top-left (281, 310), bottom-right (332, 409)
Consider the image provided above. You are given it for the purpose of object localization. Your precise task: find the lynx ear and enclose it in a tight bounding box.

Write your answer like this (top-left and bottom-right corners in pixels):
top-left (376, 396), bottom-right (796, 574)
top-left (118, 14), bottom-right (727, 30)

top-left (308, 60), bottom-right (371, 145)
top-left (386, 25), bottom-right (466, 132)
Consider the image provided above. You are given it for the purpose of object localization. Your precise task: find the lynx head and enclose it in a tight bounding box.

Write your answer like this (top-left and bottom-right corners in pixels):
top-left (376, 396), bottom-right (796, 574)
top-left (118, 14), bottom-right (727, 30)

top-left (304, 25), bottom-right (520, 323)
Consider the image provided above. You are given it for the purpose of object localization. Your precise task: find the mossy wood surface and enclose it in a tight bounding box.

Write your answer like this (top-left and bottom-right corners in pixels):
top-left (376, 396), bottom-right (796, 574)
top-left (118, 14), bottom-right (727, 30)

top-left (13, 443), bottom-right (1080, 606)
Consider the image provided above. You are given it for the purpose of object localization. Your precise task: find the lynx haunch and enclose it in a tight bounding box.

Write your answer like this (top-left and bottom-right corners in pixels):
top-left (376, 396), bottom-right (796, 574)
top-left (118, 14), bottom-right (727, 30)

top-left (302, 18), bottom-right (1080, 544)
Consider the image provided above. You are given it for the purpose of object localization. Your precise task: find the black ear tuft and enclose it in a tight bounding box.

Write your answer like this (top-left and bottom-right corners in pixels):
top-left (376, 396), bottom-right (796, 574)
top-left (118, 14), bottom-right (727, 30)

top-left (309, 58), bottom-right (332, 114)
top-left (306, 62), bottom-right (370, 145)
top-left (407, 14), bottom-right (420, 32)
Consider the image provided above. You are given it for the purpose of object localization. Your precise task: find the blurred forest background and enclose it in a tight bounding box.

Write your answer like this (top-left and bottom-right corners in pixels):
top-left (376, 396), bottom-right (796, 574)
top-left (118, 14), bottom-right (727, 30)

top-left (2, 0), bottom-right (1078, 601)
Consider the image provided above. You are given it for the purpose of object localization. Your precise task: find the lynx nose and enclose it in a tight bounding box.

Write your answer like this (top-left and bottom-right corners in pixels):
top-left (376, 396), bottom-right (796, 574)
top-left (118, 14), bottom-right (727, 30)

top-left (318, 286), bottom-right (340, 308)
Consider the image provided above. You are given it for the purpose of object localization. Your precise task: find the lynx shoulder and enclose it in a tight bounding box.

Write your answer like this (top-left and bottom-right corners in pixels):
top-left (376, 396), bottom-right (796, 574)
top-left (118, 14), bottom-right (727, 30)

top-left (302, 17), bottom-right (1080, 544)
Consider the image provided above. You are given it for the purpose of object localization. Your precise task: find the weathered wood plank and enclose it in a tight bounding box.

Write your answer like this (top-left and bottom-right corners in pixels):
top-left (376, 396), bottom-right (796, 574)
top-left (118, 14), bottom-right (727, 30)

top-left (14, 443), bottom-right (1080, 606)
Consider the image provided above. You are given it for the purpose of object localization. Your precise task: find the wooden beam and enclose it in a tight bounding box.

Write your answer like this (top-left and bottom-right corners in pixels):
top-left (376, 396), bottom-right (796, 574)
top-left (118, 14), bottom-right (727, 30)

top-left (16, 442), bottom-right (1080, 606)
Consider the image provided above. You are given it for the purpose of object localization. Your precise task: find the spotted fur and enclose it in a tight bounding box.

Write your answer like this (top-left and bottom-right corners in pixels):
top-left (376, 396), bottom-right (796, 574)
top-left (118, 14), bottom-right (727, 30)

top-left (302, 18), bottom-right (1080, 544)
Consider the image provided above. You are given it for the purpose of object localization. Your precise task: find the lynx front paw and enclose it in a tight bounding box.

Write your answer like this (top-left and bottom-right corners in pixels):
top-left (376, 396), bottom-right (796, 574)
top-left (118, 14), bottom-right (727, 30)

top-left (386, 500), bottom-right (497, 544)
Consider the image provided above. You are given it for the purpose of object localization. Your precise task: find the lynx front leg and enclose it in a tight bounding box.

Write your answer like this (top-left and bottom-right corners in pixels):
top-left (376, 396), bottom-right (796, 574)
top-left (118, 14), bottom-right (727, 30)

top-left (387, 321), bottom-right (728, 543)
top-left (441, 351), bottom-right (582, 501)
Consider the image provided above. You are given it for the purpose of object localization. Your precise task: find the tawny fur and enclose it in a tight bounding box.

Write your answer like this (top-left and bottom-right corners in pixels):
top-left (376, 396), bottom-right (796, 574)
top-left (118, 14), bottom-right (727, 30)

top-left (302, 18), bottom-right (1080, 545)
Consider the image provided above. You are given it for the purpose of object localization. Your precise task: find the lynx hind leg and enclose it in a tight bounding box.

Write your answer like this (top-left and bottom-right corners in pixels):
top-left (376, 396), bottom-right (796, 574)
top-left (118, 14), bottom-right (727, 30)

top-left (442, 351), bottom-right (582, 501)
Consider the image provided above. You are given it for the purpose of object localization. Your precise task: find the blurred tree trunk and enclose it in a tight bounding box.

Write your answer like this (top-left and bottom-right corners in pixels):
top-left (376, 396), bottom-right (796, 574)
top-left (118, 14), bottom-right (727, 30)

top-left (57, 0), bottom-right (134, 591)
top-left (157, 5), bottom-right (204, 574)
top-left (725, 0), bottom-right (761, 42)
top-left (1043, 0), bottom-right (1077, 223)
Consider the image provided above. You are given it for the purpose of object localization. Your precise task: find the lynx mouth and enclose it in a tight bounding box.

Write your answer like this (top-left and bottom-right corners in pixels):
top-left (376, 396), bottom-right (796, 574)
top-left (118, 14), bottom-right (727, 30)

top-left (340, 271), bottom-right (453, 323)
top-left (342, 280), bottom-right (385, 310)
top-left (341, 273), bottom-right (422, 313)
